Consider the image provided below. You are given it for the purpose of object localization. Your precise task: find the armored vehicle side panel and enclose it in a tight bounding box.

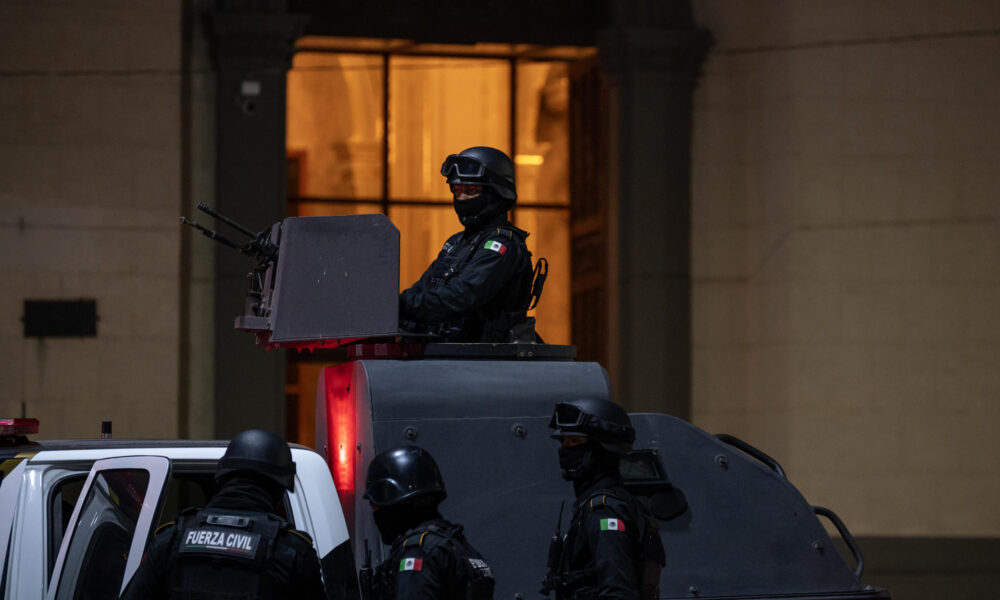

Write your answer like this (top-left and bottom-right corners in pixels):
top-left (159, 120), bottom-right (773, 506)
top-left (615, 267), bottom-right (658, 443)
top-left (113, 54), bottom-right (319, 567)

top-left (316, 358), bottom-right (888, 600)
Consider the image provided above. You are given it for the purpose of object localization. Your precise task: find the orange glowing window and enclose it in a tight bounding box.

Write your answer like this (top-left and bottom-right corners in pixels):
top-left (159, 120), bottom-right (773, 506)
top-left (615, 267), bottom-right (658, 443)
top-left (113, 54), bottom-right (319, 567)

top-left (285, 41), bottom-right (579, 444)
top-left (287, 47), bottom-right (571, 347)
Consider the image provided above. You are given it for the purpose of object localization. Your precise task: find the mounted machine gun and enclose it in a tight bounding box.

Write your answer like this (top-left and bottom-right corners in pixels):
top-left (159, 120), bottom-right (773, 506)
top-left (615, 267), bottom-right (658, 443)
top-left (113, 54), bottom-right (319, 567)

top-left (182, 208), bottom-right (400, 349)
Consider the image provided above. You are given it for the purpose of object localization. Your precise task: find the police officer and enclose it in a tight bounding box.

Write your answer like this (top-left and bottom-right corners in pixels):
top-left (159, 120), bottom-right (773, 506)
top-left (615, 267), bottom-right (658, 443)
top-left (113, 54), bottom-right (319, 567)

top-left (542, 399), bottom-right (665, 600)
top-left (122, 430), bottom-right (326, 599)
top-left (363, 445), bottom-right (494, 600)
top-left (399, 146), bottom-right (535, 342)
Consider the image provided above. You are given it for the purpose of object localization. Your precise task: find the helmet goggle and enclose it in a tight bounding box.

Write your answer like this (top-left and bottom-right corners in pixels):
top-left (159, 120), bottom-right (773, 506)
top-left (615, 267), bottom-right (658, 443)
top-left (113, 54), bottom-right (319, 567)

top-left (551, 402), bottom-right (588, 428)
top-left (441, 154), bottom-right (488, 180)
top-left (549, 401), bottom-right (636, 445)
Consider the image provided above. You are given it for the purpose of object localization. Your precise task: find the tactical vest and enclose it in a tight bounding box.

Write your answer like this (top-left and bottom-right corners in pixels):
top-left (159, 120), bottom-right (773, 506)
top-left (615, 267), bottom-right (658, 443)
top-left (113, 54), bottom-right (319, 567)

top-left (374, 521), bottom-right (495, 600)
top-left (165, 507), bottom-right (300, 599)
top-left (425, 224), bottom-right (533, 342)
top-left (546, 490), bottom-right (665, 600)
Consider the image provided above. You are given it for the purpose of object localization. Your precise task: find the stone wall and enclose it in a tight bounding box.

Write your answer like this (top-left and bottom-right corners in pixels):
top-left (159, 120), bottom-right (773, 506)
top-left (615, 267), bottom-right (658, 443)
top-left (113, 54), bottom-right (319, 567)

top-left (691, 0), bottom-right (1000, 540)
top-left (0, 1), bottom-right (213, 439)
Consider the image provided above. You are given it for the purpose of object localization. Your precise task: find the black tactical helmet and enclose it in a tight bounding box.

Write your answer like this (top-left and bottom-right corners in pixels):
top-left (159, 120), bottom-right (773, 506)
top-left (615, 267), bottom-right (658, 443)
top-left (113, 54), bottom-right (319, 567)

top-left (215, 429), bottom-right (296, 491)
top-left (548, 398), bottom-right (636, 456)
top-left (364, 445), bottom-right (447, 507)
top-left (440, 146), bottom-right (517, 206)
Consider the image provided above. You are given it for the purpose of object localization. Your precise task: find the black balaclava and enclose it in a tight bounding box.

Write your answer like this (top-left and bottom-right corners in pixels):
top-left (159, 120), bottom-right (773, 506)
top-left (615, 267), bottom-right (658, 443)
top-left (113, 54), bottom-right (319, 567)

top-left (454, 189), bottom-right (507, 229)
top-left (558, 440), bottom-right (621, 495)
top-left (373, 497), bottom-right (442, 545)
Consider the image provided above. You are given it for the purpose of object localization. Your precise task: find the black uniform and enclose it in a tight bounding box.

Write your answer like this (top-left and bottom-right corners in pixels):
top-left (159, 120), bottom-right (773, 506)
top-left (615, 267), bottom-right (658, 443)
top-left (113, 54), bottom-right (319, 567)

top-left (122, 484), bottom-right (326, 600)
top-left (399, 214), bottom-right (532, 342)
top-left (546, 475), bottom-right (660, 600)
top-left (372, 518), bottom-right (494, 600)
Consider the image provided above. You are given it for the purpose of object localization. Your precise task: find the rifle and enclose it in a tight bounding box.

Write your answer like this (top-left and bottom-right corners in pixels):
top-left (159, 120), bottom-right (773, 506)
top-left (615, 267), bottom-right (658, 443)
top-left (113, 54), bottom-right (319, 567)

top-left (180, 203), bottom-right (278, 263)
top-left (540, 500), bottom-right (565, 596)
top-left (359, 538), bottom-right (374, 600)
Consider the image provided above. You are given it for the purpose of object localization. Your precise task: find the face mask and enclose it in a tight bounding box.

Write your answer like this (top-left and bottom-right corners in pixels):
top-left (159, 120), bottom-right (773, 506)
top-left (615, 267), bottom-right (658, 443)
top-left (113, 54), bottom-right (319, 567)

top-left (455, 190), bottom-right (507, 228)
top-left (372, 505), bottom-right (410, 545)
top-left (453, 192), bottom-right (488, 218)
top-left (558, 445), bottom-right (591, 481)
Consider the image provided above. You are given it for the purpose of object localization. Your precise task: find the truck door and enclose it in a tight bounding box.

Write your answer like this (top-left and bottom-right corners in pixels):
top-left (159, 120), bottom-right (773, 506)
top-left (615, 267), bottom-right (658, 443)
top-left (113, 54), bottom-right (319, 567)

top-left (46, 456), bottom-right (171, 600)
top-left (0, 461), bottom-right (28, 596)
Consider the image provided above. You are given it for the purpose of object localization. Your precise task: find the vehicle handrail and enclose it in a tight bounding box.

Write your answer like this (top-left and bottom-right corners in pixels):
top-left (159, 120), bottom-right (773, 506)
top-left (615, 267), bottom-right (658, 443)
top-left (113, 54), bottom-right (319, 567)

top-left (812, 505), bottom-right (864, 579)
top-left (714, 433), bottom-right (787, 479)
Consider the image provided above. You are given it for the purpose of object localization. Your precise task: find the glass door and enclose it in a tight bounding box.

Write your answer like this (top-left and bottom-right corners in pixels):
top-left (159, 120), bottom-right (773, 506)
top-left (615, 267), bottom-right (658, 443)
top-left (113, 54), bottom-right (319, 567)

top-left (47, 456), bottom-right (171, 600)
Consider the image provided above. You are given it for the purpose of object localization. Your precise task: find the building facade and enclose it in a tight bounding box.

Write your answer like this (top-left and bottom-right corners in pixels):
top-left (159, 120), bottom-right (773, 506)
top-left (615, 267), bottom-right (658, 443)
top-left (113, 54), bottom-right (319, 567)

top-left (1, 0), bottom-right (998, 596)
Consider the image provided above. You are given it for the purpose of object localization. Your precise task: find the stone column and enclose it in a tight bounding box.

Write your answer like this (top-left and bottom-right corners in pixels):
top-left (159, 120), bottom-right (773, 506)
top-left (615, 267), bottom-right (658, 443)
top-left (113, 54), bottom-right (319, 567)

top-left (598, 2), bottom-right (710, 418)
top-left (208, 2), bottom-right (306, 437)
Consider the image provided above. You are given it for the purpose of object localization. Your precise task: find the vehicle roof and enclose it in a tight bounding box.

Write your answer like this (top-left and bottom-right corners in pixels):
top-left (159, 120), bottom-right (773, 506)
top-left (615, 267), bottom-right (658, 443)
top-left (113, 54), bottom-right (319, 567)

top-left (0, 438), bottom-right (314, 458)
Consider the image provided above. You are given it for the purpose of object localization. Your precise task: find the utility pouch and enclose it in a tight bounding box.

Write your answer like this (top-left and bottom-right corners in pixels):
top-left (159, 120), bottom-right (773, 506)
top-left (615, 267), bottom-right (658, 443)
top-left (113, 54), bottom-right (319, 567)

top-left (464, 556), bottom-right (495, 600)
top-left (546, 533), bottom-right (563, 573)
top-left (637, 515), bottom-right (665, 600)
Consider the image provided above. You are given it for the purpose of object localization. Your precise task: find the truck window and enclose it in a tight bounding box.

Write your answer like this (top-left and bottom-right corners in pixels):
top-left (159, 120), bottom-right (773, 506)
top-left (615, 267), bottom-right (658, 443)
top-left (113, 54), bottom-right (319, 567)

top-left (48, 474), bottom-right (87, 579)
top-left (53, 468), bottom-right (151, 600)
top-left (149, 472), bottom-right (293, 524)
top-left (154, 472), bottom-right (216, 529)
top-left (47, 471), bottom-right (217, 580)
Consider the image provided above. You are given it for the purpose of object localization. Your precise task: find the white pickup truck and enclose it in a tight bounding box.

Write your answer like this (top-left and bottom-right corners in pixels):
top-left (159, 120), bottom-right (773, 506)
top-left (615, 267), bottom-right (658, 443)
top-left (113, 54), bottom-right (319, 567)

top-left (0, 419), bottom-right (357, 600)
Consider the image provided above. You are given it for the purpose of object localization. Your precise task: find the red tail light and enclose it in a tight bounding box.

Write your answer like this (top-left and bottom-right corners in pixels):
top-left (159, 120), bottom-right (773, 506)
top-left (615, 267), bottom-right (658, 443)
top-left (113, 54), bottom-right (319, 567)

top-left (322, 365), bottom-right (357, 533)
top-left (0, 418), bottom-right (39, 437)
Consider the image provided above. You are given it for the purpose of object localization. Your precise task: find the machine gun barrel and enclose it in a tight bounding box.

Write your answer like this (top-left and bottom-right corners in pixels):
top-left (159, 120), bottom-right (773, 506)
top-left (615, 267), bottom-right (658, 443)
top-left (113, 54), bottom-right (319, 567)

top-left (196, 202), bottom-right (257, 239)
top-left (182, 204), bottom-right (279, 262)
top-left (180, 217), bottom-right (245, 252)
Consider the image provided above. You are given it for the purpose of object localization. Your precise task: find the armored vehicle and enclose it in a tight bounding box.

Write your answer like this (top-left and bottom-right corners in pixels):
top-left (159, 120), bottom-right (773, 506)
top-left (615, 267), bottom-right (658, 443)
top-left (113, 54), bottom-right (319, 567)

top-left (189, 209), bottom-right (891, 600)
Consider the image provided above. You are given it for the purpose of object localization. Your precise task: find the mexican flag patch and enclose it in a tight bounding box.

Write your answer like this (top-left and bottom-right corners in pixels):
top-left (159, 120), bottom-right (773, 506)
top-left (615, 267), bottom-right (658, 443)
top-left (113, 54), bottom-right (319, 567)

top-left (600, 518), bottom-right (625, 531)
top-left (399, 557), bottom-right (423, 572)
top-left (484, 240), bottom-right (507, 255)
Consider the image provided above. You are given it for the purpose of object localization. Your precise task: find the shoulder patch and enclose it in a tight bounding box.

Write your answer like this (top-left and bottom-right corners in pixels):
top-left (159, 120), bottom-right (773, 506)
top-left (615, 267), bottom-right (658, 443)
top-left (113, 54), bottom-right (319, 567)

top-left (399, 557), bottom-right (423, 572)
top-left (483, 240), bottom-right (508, 255)
top-left (599, 517), bottom-right (627, 532)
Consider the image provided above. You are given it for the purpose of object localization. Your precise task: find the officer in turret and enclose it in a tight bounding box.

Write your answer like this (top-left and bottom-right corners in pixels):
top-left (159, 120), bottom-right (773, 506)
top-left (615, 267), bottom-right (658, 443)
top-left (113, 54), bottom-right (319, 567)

top-left (363, 445), bottom-right (494, 600)
top-left (542, 399), bottom-right (665, 600)
top-left (122, 430), bottom-right (326, 599)
top-left (399, 146), bottom-right (535, 342)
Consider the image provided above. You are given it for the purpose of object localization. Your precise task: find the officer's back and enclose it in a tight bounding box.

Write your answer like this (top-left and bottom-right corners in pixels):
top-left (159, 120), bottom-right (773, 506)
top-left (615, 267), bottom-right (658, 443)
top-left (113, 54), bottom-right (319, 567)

top-left (121, 430), bottom-right (326, 599)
